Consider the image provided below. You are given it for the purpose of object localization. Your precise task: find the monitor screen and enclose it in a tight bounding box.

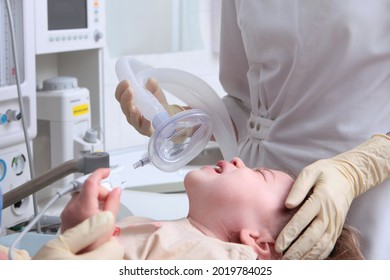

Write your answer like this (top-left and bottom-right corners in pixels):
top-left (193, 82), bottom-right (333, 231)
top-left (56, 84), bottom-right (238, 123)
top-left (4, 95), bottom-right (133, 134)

top-left (48, 0), bottom-right (87, 30)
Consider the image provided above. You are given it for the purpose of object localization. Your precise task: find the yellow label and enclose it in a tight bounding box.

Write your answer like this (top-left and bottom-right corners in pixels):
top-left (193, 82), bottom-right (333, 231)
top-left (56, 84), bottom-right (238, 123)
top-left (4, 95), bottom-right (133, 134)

top-left (73, 104), bottom-right (89, 116)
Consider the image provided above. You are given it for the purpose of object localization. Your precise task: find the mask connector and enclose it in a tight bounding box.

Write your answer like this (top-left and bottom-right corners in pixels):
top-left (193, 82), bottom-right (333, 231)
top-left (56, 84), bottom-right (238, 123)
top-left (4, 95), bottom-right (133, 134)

top-left (133, 157), bottom-right (151, 169)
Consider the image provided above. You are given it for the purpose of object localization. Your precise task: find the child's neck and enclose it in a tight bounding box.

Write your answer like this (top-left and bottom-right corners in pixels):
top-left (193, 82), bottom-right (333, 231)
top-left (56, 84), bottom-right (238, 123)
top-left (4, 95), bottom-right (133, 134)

top-left (187, 217), bottom-right (231, 242)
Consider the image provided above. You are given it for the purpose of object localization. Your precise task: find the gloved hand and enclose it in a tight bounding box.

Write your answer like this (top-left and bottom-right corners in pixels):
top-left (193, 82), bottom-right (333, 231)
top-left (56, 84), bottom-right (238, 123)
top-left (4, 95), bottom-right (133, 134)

top-left (115, 77), bottom-right (185, 137)
top-left (275, 134), bottom-right (390, 259)
top-left (32, 211), bottom-right (124, 260)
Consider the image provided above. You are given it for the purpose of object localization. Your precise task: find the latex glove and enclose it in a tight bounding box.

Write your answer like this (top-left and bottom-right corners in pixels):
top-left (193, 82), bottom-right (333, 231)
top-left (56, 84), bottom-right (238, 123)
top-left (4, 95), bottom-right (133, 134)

top-left (115, 77), bottom-right (185, 137)
top-left (32, 211), bottom-right (124, 260)
top-left (275, 134), bottom-right (390, 259)
top-left (0, 244), bottom-right (30, 260)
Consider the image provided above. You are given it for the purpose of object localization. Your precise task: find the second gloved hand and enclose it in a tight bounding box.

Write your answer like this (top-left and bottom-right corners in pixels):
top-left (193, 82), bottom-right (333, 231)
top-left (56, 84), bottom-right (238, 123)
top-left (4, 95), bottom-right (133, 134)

top-left (33, 211), bottom-right (124, 260)
top-left (115, 77), bottom-right (185, 137)
top-left (275, 134), bottom-right (390, 259)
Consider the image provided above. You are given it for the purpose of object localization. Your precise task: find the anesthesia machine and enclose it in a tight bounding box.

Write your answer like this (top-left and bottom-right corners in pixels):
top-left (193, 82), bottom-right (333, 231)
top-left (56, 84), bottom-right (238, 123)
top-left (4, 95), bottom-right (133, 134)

top-left (1, 0), bottom-right (106, 236)
top-left (0, 0), bottom-right (36, 232)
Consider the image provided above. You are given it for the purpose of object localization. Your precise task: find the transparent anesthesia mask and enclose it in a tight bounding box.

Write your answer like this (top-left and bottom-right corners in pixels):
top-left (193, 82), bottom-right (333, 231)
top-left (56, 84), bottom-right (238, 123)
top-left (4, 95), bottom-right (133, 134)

top-left (146, 109), bottom-right (212, 172)
top-left (115, 58), bottom-right (213, 172)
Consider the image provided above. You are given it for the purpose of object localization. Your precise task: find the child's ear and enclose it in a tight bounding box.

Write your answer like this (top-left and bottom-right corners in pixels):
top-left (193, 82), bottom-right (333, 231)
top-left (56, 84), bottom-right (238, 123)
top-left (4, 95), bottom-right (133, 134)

top-left (239, 229), bottom-right (282, 260)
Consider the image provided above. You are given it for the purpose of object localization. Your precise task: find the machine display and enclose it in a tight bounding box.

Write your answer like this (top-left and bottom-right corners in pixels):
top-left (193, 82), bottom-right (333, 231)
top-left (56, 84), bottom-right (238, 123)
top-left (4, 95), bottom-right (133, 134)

top-left (35, 0), bottom-right (104, 54)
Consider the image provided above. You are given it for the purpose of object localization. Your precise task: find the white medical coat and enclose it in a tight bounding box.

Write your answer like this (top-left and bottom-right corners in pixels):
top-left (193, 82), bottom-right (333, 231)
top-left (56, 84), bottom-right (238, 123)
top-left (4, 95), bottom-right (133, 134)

top-left (220, 0), bottom-right (390, 259)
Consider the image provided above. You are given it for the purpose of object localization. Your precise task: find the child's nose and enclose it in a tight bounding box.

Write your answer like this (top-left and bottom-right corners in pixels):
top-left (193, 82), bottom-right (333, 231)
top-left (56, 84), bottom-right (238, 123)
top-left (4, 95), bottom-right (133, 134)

top-left (230, 157), bottom-right (245, 168)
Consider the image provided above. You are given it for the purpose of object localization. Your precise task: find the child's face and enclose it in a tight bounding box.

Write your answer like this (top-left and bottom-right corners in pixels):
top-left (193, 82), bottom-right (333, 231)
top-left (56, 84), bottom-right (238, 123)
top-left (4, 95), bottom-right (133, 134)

top-left (184, 157), bottom-right (294, 235)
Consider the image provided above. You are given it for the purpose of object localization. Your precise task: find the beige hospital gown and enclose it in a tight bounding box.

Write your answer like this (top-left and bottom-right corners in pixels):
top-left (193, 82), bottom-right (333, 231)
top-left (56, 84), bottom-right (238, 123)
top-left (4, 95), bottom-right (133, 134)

top-left (116, 216), bottom-right (257, 260)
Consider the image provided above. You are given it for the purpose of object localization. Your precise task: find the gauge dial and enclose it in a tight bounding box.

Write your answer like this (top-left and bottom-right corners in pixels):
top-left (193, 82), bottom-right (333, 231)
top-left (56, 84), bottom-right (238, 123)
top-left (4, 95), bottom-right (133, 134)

top-left (11, 154), bottom-right (26, 176)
